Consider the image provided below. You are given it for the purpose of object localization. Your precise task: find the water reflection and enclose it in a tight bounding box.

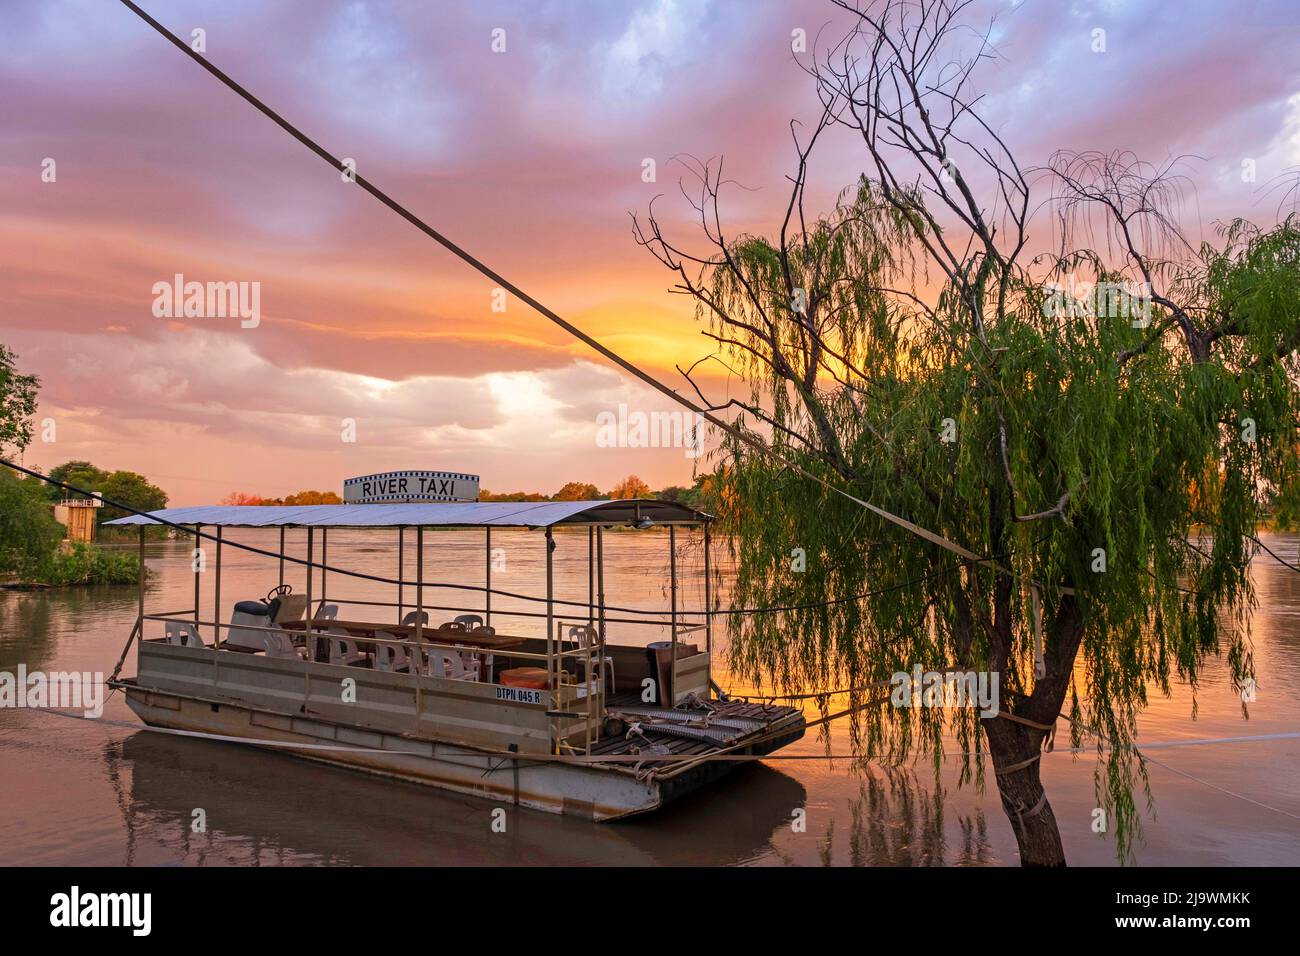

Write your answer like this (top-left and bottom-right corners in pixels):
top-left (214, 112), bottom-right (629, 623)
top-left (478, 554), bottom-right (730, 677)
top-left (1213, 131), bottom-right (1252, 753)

top-left (111, 731), bottom-right (806, 866)
top-left (792, 768), bottom-right (995, 867)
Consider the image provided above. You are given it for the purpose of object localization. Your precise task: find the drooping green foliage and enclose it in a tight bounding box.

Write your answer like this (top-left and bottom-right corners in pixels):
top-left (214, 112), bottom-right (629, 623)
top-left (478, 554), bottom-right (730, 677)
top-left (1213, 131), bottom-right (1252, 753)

top-left (635, 0), bottom-right (1300, 863)
top-left (691, 184), bottom-right (1299, 859)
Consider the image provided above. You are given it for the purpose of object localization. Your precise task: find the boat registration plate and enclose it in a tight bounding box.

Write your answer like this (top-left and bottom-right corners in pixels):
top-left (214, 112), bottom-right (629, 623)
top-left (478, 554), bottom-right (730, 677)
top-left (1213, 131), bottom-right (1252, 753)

top-left (495, 686), bottom-right (544, 706)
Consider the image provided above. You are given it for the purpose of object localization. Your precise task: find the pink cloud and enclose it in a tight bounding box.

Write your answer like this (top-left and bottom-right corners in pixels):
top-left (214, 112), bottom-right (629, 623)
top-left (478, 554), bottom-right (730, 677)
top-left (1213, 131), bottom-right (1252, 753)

top-left (3, 0), bottom-right (1297, 502)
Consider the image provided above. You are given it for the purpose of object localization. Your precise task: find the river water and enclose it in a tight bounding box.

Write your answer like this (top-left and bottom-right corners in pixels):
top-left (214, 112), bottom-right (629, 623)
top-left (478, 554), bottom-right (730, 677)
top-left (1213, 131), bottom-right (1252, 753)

top-left (1, 527), bottom-right (1297, 866)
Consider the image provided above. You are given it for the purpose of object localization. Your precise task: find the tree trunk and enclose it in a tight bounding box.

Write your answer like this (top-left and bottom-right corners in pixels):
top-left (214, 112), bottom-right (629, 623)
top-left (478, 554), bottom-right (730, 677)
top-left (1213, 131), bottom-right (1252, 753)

top-left (983, 715), bottom-right (1065, 866)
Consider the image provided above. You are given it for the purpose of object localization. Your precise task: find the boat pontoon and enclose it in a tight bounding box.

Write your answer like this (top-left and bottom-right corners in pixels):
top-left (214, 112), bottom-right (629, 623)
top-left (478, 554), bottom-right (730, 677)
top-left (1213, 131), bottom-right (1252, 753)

top-left (105, 496), bottom-right (804, 820)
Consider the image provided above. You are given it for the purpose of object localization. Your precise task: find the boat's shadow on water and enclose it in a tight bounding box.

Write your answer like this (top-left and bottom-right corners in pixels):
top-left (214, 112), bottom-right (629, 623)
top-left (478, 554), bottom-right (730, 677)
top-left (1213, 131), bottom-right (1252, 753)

top-left (113, 732), bottom-right (1000, 866)
top-left (112, 732), bottom-right (808, 866)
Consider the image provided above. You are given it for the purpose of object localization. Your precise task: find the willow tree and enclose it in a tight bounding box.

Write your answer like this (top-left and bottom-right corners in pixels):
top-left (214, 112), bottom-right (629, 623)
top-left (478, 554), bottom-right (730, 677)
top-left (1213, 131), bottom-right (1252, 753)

top-left (634, 0), bottom-right (1300, 865)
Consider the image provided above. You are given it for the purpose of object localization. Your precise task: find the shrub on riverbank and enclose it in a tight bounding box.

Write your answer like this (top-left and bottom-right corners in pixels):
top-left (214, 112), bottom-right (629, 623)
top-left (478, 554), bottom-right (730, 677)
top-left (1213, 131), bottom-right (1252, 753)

top-left (0, 467), bottom-right (64, 579)
top-left (35, 542), bottom-right (142, 586)
top-left (1, 469), bottom-right (142, 586)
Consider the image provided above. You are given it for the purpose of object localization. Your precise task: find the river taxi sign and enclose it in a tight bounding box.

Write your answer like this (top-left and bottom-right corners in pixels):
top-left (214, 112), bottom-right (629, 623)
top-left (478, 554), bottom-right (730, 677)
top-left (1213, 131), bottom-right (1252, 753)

top-left (344, 470), bottom-right (480, 504)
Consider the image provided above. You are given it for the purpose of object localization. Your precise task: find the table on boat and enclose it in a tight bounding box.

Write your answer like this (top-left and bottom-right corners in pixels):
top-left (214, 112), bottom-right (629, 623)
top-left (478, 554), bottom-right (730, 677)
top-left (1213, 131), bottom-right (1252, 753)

top-left (280, 619), bottom-right (525, 678)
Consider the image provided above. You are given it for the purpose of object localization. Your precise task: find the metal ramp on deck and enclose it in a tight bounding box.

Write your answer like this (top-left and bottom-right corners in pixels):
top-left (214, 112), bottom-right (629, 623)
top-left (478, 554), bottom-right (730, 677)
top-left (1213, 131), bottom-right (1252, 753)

top-left (605, 697), bottom-right (804, 752)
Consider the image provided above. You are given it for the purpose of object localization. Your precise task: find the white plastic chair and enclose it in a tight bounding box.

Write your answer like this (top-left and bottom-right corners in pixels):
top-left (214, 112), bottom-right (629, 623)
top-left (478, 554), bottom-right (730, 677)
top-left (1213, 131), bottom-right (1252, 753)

top-left (426, 648), bottom-right (479, 682)
top-left (468, 625), bottom-right (496, 680)
top-left (373, 632), bottom-right (408, 672)
top-left (326, 627), bottom-right (365, 667)
top-left (226, 609), bottom-right (270, 650)
top-left (569, 625), bottom-right (614, 694)
top-left (400, 610), bottom-right (428, 627)
top-left (454, 614), bottom-right (484, 630)
top-left (261, 629), bottom-right (302, 660)
top-left (165, 621), bottom-right (204, 648)
top-left (316, 604), bottom-right (340, 621)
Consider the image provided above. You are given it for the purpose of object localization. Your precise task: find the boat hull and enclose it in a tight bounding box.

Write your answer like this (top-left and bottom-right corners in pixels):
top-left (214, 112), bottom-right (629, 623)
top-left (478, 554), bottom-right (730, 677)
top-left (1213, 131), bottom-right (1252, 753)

top-left (119, 685), bottom-right (802, 822)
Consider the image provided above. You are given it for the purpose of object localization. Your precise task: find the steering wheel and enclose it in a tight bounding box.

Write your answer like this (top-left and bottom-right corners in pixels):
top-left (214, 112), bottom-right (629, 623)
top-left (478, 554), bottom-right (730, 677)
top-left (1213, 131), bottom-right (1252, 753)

top-left (266, 584), bottom-right (292, 602)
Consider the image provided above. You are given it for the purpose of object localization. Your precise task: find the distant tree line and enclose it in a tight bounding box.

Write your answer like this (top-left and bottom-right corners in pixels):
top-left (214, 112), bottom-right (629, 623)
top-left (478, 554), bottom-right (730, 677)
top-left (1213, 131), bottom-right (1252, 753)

top-left (221, 489), bottom-right (343, 506)
top-left (479, 472), bottom-right (725, 513)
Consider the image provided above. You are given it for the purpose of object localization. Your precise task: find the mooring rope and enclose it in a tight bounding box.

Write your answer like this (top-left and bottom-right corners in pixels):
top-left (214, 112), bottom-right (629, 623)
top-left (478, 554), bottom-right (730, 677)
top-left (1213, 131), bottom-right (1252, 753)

top-left (113, 0), bottom-right (1077, 597)
top-left (0, 458), bottom-right (1008, 622)
top-left (23, 707), bottom-right (1300, 775)
top-left (1057, 710), bottom-right (1300, 823)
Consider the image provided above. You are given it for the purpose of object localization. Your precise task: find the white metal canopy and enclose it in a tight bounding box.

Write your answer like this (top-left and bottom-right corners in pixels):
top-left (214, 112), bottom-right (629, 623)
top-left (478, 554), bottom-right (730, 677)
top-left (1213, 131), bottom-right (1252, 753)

top-left (104, 498), bottom-right (711, 529)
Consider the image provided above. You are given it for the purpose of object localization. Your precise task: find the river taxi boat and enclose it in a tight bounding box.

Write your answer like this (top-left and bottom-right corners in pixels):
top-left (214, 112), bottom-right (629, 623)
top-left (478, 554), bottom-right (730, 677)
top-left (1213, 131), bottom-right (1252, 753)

top-left (104, 495), bottom-right (805, 821)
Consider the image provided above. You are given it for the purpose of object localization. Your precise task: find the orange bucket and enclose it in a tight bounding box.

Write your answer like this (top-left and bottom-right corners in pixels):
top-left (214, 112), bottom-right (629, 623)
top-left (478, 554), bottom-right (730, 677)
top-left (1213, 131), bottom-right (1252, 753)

top-left (499, 666), bottom-right (548, 690)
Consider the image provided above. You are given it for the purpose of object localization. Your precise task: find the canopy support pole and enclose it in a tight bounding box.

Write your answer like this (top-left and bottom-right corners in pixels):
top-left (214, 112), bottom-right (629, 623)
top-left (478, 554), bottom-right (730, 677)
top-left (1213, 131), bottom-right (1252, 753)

top-left (214, 526), bottom-right (223, 647)
top-left (115, 526), bottom-right (145, 685)
top-left (596, 525), bottom-right (607, 701)
top-left (320, 528), bottom-right (328, 616)
top-left (669, 524), bottom-right (678, 706)
top-left (415, 527), bottom-right (424, 714)
top-left (485, 527), bottom-right (492, 628)
top-left (137, 525), bottom-right (145, 631)
top-left (304, 528), bottom-right (313, 661)
top-left (546, 526), bottom-right (555, 752)
top-left (278, 526), bottom-right (285, 588)
top-left (193, 524), bottom-right (202, 626)
top-left (397, 527), bottom-right (404, 622)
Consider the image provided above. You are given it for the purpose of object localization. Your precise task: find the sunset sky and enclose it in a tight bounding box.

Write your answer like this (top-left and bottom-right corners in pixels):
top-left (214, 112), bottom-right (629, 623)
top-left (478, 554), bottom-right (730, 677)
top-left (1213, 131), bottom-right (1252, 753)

top-left (3, 0), bottom-right (1298, 505)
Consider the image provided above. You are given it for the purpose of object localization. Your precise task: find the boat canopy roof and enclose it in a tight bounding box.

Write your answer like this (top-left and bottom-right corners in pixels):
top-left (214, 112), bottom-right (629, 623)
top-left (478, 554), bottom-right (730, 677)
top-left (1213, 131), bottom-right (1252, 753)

top-left (105, 498), bottom-right (711, 529)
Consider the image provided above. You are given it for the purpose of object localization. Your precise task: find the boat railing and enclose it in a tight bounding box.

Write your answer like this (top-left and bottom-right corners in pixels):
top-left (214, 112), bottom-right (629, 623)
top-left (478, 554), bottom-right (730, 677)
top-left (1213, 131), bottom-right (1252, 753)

top-left (140, 612), bottom-right (592, 667)
top-left (138, 608), bottom-right (660, 759)
top-left (139, 611), bottom-right (605, 753)
top-left (295, 594), bottom-right (706, 630)
top-left (550, 618), bottom-right (609, 755)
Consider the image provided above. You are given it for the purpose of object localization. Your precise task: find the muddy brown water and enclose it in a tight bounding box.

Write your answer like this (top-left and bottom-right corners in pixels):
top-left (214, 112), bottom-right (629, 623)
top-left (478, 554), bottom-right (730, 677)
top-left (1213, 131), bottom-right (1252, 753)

top-left (1, 528), bottom-right (1297, 865)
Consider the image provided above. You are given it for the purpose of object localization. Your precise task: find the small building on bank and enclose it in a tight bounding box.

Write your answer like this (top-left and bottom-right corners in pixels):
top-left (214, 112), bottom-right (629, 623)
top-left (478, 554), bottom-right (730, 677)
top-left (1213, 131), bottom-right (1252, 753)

top-left (53, 498), bottom-right (101, 543)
